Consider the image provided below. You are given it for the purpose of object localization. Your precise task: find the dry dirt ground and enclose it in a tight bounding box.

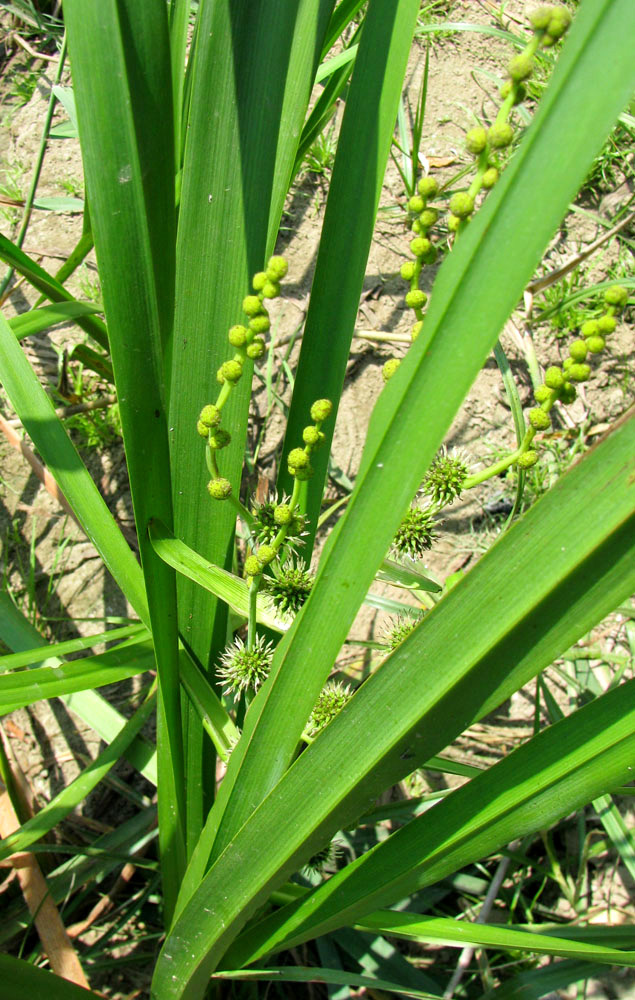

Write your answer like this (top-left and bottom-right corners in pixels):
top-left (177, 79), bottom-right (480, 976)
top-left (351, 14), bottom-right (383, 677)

top-left (0, 2), bottom-right (633, 997)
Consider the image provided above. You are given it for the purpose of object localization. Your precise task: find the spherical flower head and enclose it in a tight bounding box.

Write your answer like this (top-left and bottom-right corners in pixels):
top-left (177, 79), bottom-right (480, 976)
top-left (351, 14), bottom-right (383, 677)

top-left (448, 213), bottom-right (461, 232)
top-left (249, 313), bottom-right (270, 334)
top-left (287, 447), bottom-right (310, 471)
top-left (393, 506), bottom-right (437, 560)
top-left (422, 447), bottom-right (469, 505)
top-left (208, 477), bottom-right (232, 500)
top-left (217, 359), bottom-right (243, 384)
top-left (266, 255), bottom-right (288, 281)
top-left (252, 271), bottom-right (268, 292)
top-left (244, 555), bottom-right (261, 578)
top-left (411, 218), bottom-right (422, 234)
top-left (603, 285), bottom-right (628, 310)
top-left (256, 543), bottom-right (275, 567)
top-left (251, 494), bottom-right (306, 549)
top-left (303, 840), bottom-right (340, 877)
top-left (482, 167), bottom-right (499, 189)
top-left (560, 381), bottom-right (577, 404)
top-left (567, 362), bottom-right (591, 383)
top-left (546, 7), bottom-right (572, 38)
top-left (544, 366), bottom-right (564, 390)
top-left (507, 53), bottom-right (533, 82)
top-left (569, 339), bottom-right (588, 362)
top-left (488, 122), bottom-right (514, 148)
top-left (597, 315), bottom-right (617, 335)
top-left (209, 427), bottom-right (231, 450)
top-left (449, 191), bottom-right (474, 219)
top-left (400, 261), bottom-right (416, 282)
top-left (422, 243), bottom-right (438, 265)
top-left (199, 403), bottom-right (221, 428)
top-left (216, 633), bottom-right (274, 699)
top-left (465, 126), bottom-right (487, 155)
top-left (585, 335), bottom-right (605, 354)
top-left (246, 338), bottom-right (266, 359)
top-left (265, 559), bottom-right (314, 618)
top-left (517, 450), bottom-right (539, 469)
top-left (580, 319), bottom-right (600, 339)
top-left (500, 80), bottom-right (527, 105)
top-left (419, 208), bottom-right (439, 229)
top-left (411, 320), bottom-right (423, 343)
top-left (302, 425), bottom-right (321, 447)
top-left (382, 358), bottom-right (401, 382)
top-left (262, 280), bottom-right (280, 300)
top-left (405, 289), bottom-right (428, 311)
top-left (385, 613), bottom-right (421, 651)
top-left (228, 324), bottom-right (248, 347)
top-left (563, 357), bottom-right (573, 370)
top-left (407, 194), bottom-right (425, 214)
top-left (196, 419), bottom-right (209, 438)
top-left (534, 384), bottom-right (552, 404)
top-left (529, 5), bottom-right (554, 31)
top-left (242, 294), bottom-right (264, 317)
top-left (529, 407), bottom-right (551, 431)
top-left (273, 503), bottom-right (293, 526)
top-left (305, 681), bottom-right (352, 739)
top-left (410, 236), bottom-right (431, 258)
top-left (310, 398), bottom-right (333, 423)
top-left (417, 176), bottom-right (438, 199)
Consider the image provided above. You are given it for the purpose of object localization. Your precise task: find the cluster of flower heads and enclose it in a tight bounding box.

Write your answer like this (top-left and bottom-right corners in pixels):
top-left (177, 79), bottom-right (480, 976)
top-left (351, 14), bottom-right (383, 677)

top-left (197, 254), bottom-right (288, 500)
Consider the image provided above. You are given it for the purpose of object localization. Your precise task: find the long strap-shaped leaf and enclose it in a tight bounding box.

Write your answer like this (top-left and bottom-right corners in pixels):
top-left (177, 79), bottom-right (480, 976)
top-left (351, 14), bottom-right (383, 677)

top-left (156, 411), bottom-right (634, 995)
top-left (192, 0), bottom-right (635, 886)
top-left (63, 0), bottom-right (186, 918)
top-left (222, 679), bottom-right (635, 966)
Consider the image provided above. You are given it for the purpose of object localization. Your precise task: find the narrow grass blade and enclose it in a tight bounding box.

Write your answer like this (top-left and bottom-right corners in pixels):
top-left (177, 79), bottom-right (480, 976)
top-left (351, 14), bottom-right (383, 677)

top-left (213, 966), bottom-right (439, 999)
top-left (8, 301), bottom-right (102, 340)
top-left (0, 686), bottom-right (156, 863)
top-left (0, 622), bottom-right (148, 671)
top-left (202, 0), bottom-right (635, 881)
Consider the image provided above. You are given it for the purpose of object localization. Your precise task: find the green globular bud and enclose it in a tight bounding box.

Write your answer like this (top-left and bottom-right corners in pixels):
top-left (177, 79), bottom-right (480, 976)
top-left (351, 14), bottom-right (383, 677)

top-left (567, 363), bottom-right (591, 383)
top-left (500, 80), bottom-right (527, 105)
top-left (407, 194), bottom-right (425, 214)
top-left (465, 126), bottom-right (487, 155)
top-left (217, 359), bottom-right (243, 384)
top-left (517, 450), bottom-right (539, 469)
top-left (246, 338), bottom-right (266, 359)
top-left (534, 384), bottom-right (552, 404)
top-left (382, 358), bottom-right (401, 382)
top-left (400, 261), bottom-right (416, 282)
top-left (273, 504), bottom-right (293, 526)
top-left (488, 122), bottom-right (514, 148)
top-left (200, 403), bottom-right (221, 428)
top-left (410, 236), bottom-right (431, 257)
top-left (256, 544), bottom-right (275, 567)
top-left (449, 192), bottom-right (474, 219)
top-left (262, 280), bottom-right (280, 299)
top-left (208, 477), bottom-right (232, 500)
top-left (293, 464), bottom-right (313, 482)
top-left (310, 399), bottom-right (332, 423)
top-left (266, 255), bottom-right (288, 281)
top-left (544, 366), bottom-right (565, 390)
top-left (598, 315), bottom-right (617, 335)
top-left (228, 324), bottom-right (248, 347)
top-left (209, 428), bottom-right (231, 450)
top-left (508, 53), bottom-right (533, 81)
top-left (411, 320), bottom-right (423, 342)
top-left (423, 243), bottom-right (438, 265)
top-left (546, 7), bottom-right (572, 38)
top-left (411, 218), bottom-right (422, 234)
top-left (603, 285), bottom-right (628, 309)
top-left (448, 213), bottom-right (461, 232)
top-left (243, 294), bottom-right (264, 316)
top-left (244, 555), bottom-right (261, 577)
top-left (569, 339), bottom-right (588, 362)
top-left (196, 420), bottom-right (209, 438)
top-left (586, 335), bottom-right (605, 354)
top-left (541, 32), bottom-right (556, 47)
top-left (288, 447), bottom-right (310, 471)
top-left (580, 319), bottom-right (600, 339)
top-left (560, 381), bottom-right (577, 404)
top-left (563, 357), bottom-right (574, 370)
top-left (482, 167), bottom-right (499, 189)
top-left (419, 208), bottom-right (438, 229)
top-left (249, 313), bottom-right (270, 334)
top-left (302, 425), bottom-right (321, 446)
top-left (529, 6), bottom-right (554, 31)
top-left (417, 176), bottom-right (438, 199)
top-left (405, 289), bottom-right (428, 310)
top-left (529, 407), bottom-right (551, 431)
top-left (252, 271), bottom-right (268, 292)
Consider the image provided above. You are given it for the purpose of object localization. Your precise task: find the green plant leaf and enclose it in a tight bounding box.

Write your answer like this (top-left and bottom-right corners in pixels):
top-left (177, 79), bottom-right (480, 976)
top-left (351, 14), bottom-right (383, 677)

top-left (8, 301), bottom-right (103, 340)
top-left (213, 966), bottom-right (440, 999)
top-left (0, 955), bottom-right (104, 1000)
